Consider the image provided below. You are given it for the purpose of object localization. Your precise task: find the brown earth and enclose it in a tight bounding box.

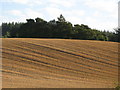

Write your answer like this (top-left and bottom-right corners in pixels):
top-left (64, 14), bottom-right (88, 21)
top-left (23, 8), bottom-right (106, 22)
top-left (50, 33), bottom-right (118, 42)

top-left (1, 38), bottom-right (119, 88)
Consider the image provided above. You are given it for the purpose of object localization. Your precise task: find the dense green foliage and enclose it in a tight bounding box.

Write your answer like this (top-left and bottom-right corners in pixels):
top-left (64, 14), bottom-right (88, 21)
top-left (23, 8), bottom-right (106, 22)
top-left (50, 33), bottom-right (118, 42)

top-left (115, 86), bottom-right (120, 90)
top-left (1, 14), bottom-right (119, 42)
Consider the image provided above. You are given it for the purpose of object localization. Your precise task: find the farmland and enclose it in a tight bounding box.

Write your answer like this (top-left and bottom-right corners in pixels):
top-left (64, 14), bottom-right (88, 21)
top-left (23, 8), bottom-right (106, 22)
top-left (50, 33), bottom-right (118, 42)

top-left (2, 38), bottom-right (119, 88)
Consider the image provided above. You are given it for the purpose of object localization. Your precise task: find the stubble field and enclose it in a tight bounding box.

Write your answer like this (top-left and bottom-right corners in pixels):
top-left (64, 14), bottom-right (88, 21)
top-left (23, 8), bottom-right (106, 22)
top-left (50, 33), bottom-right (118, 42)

top-left (2, 38), bottom-right (119, 88)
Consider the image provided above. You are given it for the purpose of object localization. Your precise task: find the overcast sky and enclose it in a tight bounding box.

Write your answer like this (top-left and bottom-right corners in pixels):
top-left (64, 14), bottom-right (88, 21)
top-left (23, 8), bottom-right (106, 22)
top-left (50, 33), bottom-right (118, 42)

top-left (0, 0), bottom-right (119, 31)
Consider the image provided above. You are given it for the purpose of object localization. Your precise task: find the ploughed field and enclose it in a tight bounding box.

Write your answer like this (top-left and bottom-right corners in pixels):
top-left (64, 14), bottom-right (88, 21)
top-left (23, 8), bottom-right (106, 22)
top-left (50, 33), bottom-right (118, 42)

top-left (2, 38), bottom-right (119, 88)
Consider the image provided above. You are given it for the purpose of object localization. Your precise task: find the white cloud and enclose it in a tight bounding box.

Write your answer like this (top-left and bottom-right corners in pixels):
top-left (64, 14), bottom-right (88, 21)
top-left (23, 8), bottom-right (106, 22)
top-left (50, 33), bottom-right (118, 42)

top-left (12, 0), bottom-right (28, 4)
top-left (1, 0), bottom-right (42, 6)
top-left (23, 9), bottom-right (44, 19)
top-left (93, 11), bottom-right (102, 17)
top-left (66, 16), bottom-right (83, 24)
top-left (44, 7), bottom-right (63, 20)
top-left (48, 0), bottom-right (77, 8)
top-left (84, 0), bottom-right (118, 13)
top-left (26, 0), bottom-right (43, 6)
top-left (82, 0), bottom-right (118, 31)
top-left (1, 15), bottom-right (25, 24)
top-left (84, 17), bottom-right (117, 31)
top-left (1, 0), bottom-right (77, 7)
top-left (63, 10), bottom-right (85, 23)
top-left (8, 10), bottom-right (22, 16)
top-left (67, 10), bottom-right (85, 16)
top-left (1, 0), bottom-right (29, 4)
top-left (0, 0), bottom-right (118, 31)
top-left (44, 6), bottom-right (85, 23)
top-left (4, 9), bottom-right (44, 23)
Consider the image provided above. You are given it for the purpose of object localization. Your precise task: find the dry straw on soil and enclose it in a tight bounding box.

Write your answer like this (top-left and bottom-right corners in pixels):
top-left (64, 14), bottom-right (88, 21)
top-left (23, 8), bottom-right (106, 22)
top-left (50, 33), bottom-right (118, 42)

top-left (2, 38), bottom-right (119, 88)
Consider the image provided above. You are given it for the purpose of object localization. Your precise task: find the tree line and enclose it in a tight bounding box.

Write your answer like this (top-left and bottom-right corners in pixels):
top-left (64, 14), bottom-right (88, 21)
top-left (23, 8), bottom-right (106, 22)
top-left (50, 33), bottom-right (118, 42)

top-left (1, 14), bottom-right (119, 42)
